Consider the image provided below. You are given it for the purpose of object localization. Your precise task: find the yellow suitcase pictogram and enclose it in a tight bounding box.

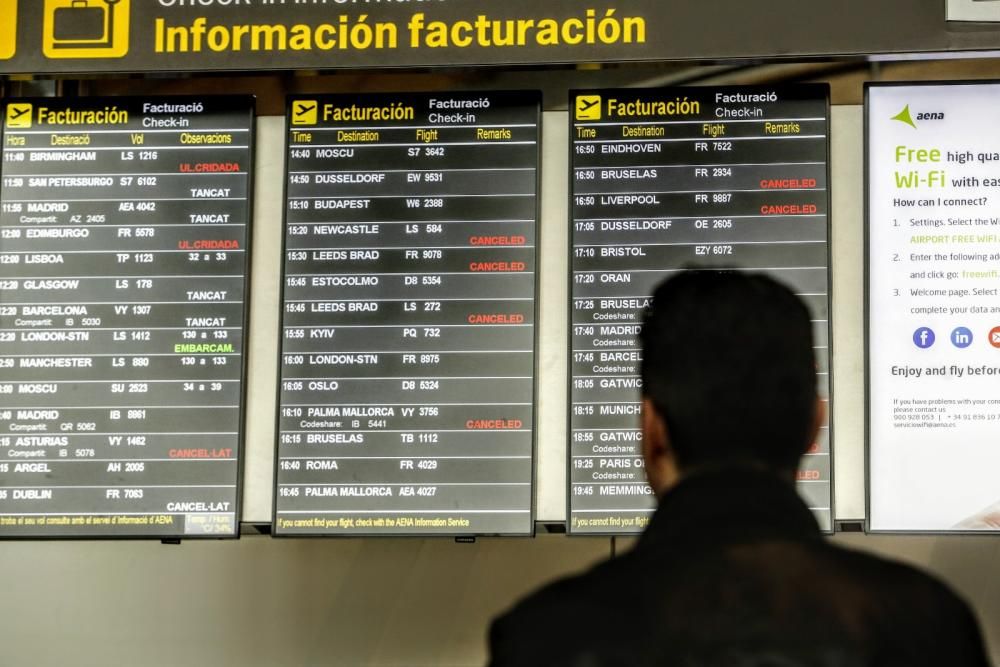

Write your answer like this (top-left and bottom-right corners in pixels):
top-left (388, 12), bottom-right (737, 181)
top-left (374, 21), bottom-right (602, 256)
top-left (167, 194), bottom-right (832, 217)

top-left (0, 0), bottom-right (16, 60)
top-left (43, 0), bottom-right (130, 59)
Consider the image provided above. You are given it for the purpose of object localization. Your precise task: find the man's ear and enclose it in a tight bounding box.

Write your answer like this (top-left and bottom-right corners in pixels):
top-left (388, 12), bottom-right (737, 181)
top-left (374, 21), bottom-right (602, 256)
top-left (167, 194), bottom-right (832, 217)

top-left (641, 398), bottom-right (679, 497)
top-left (805, 397), bottom-right (826, 456)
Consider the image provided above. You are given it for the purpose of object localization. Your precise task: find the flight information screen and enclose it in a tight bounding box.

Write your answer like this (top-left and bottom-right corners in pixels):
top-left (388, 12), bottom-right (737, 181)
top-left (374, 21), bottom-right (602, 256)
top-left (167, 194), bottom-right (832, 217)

top-left (275, 92), bottom-right (539, 536)
top-left (0, 96), bottom-right (254, 538)
top-left (569, 86), bottom-right (832, 534)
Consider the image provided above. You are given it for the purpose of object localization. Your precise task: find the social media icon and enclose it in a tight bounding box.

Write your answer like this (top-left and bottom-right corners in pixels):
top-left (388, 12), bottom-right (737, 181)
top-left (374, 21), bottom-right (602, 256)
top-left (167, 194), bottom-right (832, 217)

top-left (0, 0), bottom-right (16, 60)
top-left (575, 95), bottom-right (601, 121)
top-left (5, 103), bottom-right (32, 129)
top-left (951, 327), bottom-right (973, 348)
top-left (43, 0), bottom-right (131, 60)
top-left (989, 326), bottom-right (1000, 349)
top-left (913, 327), bottom-right (935, 349)
top-left (291, 100), bottom-right (318, 126)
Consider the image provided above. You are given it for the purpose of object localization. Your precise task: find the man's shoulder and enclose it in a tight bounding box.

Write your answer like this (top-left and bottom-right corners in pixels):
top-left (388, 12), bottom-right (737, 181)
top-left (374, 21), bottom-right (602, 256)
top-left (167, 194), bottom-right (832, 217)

top-left (811, 540), bottom-right (988, 662)
top-left (821, 539), bottom-right (968, 602)
top-left (488, 540), bottom-right (989, 667)
top-left (488, 553), bottom-right (639, 665)
top-left (492, 538), bottom-right (975, 624)
top-left (493, 552), bottom-right (633, 629)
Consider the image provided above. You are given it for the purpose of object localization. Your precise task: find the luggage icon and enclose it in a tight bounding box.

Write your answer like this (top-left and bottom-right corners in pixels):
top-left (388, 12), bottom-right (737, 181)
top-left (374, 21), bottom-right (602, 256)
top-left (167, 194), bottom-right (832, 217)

top-left (54, 0), bottom-right (113, 46)
top-left (43, 0), bottom-right (130, 59)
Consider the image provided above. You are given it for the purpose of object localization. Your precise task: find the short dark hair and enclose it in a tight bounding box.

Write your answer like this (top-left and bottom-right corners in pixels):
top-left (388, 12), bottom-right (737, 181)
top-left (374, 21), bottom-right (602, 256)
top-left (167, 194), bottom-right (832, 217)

top-left (640, 269), bottom-right (818, 472)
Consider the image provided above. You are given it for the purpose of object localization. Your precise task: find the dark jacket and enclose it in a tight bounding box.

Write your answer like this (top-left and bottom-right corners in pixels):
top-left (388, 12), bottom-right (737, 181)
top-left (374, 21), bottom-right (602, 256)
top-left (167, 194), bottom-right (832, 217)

top-left (488, 467), bottom-right (990, 667)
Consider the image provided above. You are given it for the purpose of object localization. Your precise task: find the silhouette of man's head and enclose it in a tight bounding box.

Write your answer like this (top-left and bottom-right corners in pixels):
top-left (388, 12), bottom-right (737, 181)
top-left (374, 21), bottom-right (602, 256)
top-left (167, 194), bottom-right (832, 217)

top-left (639, 270), bottom-right (821, 493)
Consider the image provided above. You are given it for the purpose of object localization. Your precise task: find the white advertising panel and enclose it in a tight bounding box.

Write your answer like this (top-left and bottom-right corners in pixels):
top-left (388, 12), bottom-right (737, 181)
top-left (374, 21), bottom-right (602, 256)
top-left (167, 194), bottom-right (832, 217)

top-left (868, 82), bottom-right (1000, 532)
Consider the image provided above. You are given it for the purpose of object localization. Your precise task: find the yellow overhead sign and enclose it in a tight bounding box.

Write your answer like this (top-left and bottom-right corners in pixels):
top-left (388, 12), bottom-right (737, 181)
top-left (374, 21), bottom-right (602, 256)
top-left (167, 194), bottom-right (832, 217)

top-left (0, 0), bottom-right (16, 60)
top-left (0, 1), bottom-right (662, 74)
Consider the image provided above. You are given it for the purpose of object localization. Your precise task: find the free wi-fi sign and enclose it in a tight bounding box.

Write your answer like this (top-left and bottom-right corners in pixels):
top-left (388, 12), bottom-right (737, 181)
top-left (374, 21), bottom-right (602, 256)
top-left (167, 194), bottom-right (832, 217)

top-left (43, 0), bottom-right (130, 59)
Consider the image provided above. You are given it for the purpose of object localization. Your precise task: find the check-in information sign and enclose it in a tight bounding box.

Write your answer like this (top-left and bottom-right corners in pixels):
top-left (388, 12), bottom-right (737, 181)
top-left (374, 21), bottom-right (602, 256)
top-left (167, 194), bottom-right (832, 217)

top-left (0, 97), bottom-right (253, 538)
top-left (868, 83), bottom-right (1000, 532)
top-left (1, 0), bottom-right (654, 74)
top-left (274, 92), bottom-right (538, 536)
top-left (569, 86), bottom-right (833, 534)
top-left (0, 1), bottom-right (996, 74)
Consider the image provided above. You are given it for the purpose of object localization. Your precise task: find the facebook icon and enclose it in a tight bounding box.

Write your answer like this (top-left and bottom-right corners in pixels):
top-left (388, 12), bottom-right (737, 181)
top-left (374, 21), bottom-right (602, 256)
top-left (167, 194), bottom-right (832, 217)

top-left (951, 327), bottom-right (973, 348)
top-left (913, 327), bottom-right (935, 349)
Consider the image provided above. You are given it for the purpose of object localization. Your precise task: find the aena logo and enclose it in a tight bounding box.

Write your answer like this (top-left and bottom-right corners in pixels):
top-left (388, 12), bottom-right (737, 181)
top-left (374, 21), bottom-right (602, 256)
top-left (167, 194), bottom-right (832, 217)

top-left (891, 104), bottom-right (945, 129)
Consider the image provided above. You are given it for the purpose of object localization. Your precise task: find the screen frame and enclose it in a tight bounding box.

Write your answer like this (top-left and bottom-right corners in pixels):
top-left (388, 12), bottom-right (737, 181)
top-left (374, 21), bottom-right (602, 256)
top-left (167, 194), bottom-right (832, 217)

top-left (864, 79), bottom-right (1000, 536)
top-left (564, 85), bottom-right (837, 537)
top-left (0, 94), bottom-right (257, 541)
top-left (270, 90), bottom-right (543, 538)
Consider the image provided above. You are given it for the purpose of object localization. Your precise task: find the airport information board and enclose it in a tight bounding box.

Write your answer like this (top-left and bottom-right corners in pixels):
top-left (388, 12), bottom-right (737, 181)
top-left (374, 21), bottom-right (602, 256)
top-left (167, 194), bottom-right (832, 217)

top-left (868, 83), bottom-right (1000, 532)
top-left (569, 86), bottom-right (832, 534)
top-left (275, 92), bottom-right (538, 536)
top-left (0, 96), bottom-right (254, 538)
